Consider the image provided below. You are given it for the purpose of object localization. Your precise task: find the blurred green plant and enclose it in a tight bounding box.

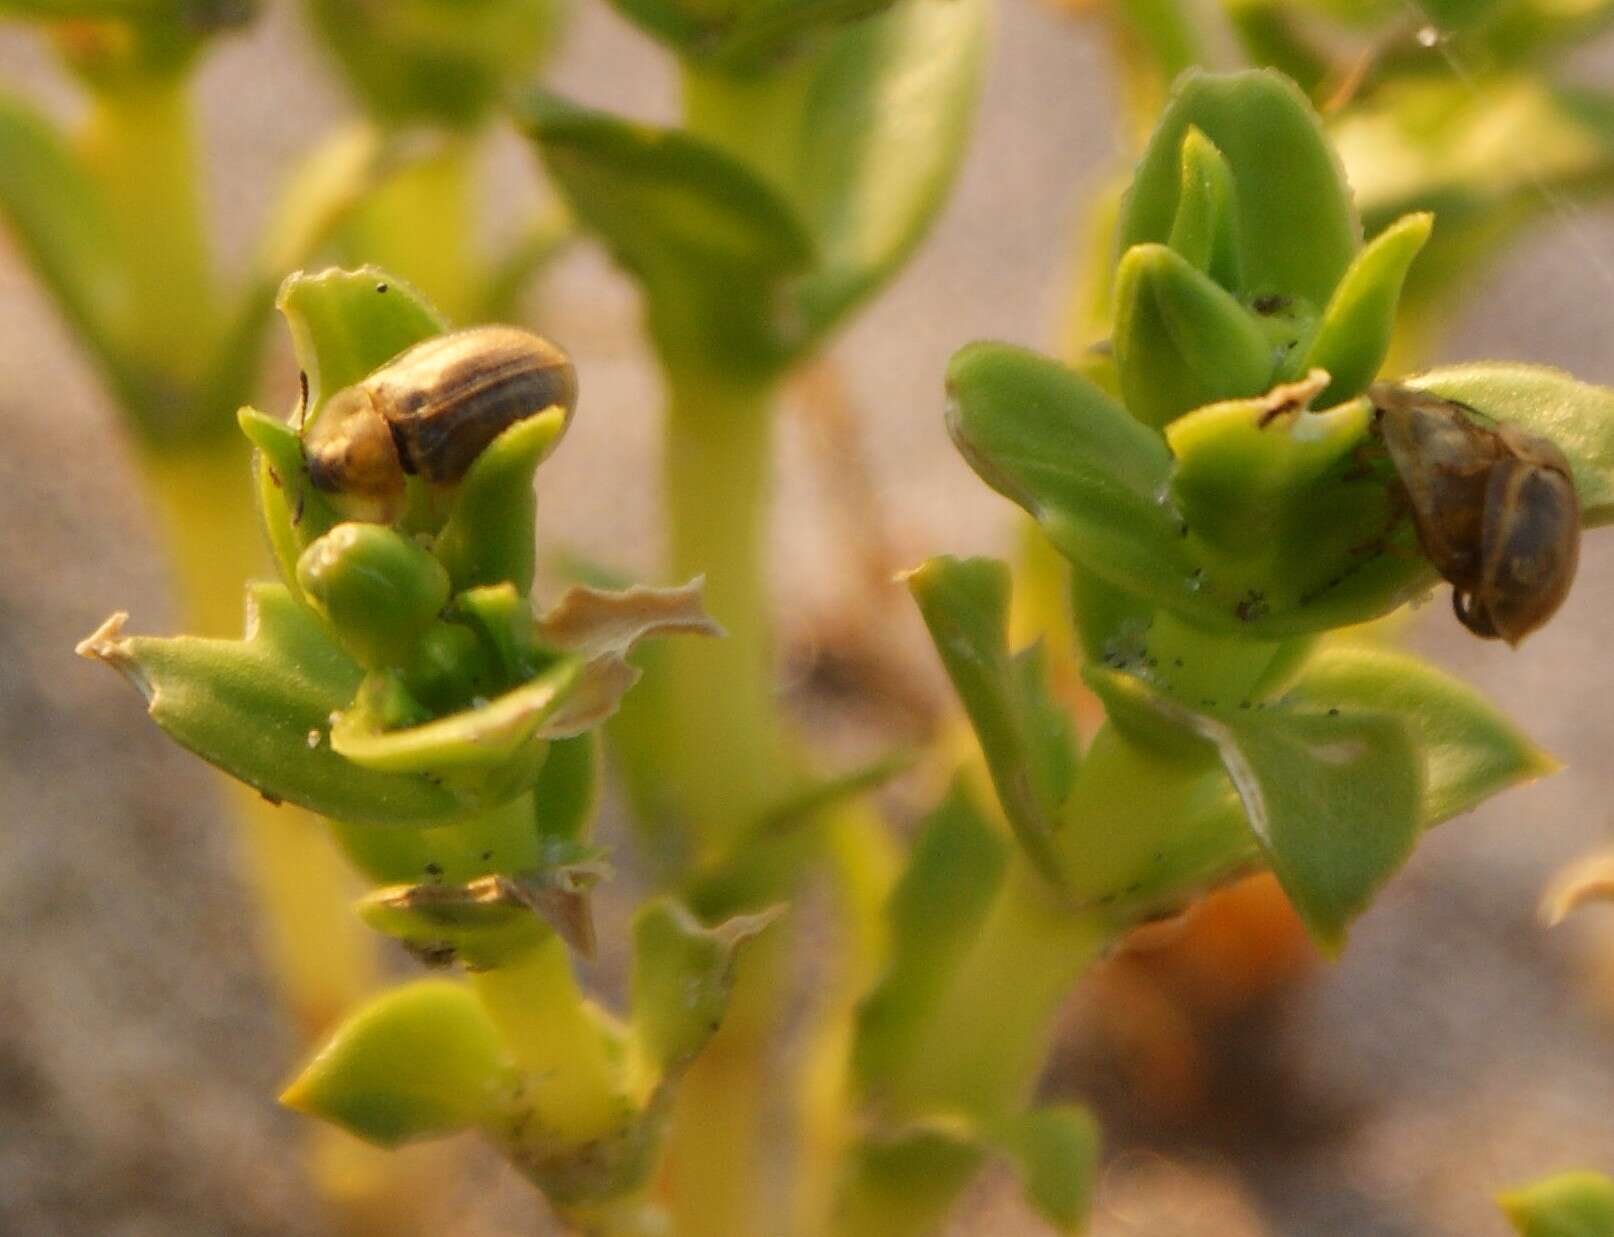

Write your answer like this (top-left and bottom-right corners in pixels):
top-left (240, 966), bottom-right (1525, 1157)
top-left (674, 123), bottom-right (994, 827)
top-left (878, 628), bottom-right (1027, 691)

top-left (1502, 1170), bottom-right (1614, 1236)
top-left (511, 1), bottom-right (988, 1229)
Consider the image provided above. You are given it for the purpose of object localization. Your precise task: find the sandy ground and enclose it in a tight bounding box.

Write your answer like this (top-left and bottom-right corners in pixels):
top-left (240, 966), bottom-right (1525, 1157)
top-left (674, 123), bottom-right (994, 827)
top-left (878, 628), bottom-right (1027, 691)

top-left (4, 4), bottom-right (1614, 1234)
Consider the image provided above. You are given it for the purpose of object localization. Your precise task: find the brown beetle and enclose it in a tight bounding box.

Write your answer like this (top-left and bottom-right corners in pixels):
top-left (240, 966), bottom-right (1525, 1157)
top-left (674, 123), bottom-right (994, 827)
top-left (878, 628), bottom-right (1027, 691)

top-left (303, 325), bottom-right (577, 523)
top-left (1368, 382), bottom-right (1580, 645)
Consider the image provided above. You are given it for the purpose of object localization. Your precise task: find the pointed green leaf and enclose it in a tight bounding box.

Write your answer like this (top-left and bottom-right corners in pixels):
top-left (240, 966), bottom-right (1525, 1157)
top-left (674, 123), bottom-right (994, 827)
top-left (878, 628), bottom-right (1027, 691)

top-left (1114, 241), bottom-right (1276, 429)
top-left (0, 94), bottom-right (124, 372)
top-left (631, 899), bottom-right (781, 1074)
top-left (1501, 1171), bottom-right (1614, 1237)
top-left (1168, 127), bottom-right (1242, 291)
top-left (1284, 645), bottom-right (1558, 827)
top-left (77, 585), bottom-right (469, 825)
top-left (1120, 69), bottom-right (1360, 308)
top-left (277, 266), bottom-right (446, 431)
top-left (517, 92), bottom-right (813, 378)
top-left (991, 1105), bottom-right (1100, 1234)
top-left (434, 407), bottom-right (569, 595)
top-left (945, 343), bottom-right (1207, 617)
top-left (239, 407), bottom-right (343, 599)
top-left (1200, 704), bottom-right (1421, 951)
top-left (853, 782), bottom-right (1008, 1097)
top-left (281, 980), bottom-right (514, 1146)
top-left (1165, 375), bottom-right (1414, 618)
top-left (532, 733), bottom-right (601, 845)
top-left (1297, 212), bottom-right (1433, 404)
top-left (789, 0), bottom-right (988, 335)
top-left (1401, 365), bottom-right (1614, 527)
top-left (907, 555), bottom-right (1074, 881)
top-left (1076, 664), bottom-right (1424, 947)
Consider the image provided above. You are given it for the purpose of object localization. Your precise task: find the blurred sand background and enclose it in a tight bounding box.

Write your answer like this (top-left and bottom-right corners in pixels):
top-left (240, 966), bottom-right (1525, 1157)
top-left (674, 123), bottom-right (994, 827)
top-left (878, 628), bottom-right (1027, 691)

top-left (4, 3), bottom-right (1614, 1234)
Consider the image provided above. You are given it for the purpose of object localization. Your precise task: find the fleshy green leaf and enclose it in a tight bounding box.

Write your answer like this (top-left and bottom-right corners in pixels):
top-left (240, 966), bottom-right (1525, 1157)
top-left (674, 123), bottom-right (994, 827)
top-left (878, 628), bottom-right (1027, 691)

top-left (631, 899), bottom-right (780, 1074)
top-left (1165, 373), bottom-right (1416, 622)
top-left (1285, 645), bottom-right (1557, 827)
top-left (77, 585), bottom-right (469, 826)
top-left (532, 733), bottom-right (601, 845)
top-left (907, 556), bottom-right (1074, 882)
top-left (281, 980), bottom-right (514, 1146)
top-left (239, 407), bottom-right (344, 599)
top-left (990, 1106), bottom-right (1101, 1234)
top-left (277, 266), bottom-right (447, 430)
top-left (1219, 705), bottom-right (1420, 951)
top-left (1113, 241), bottom-right (1276, 429)
top-left (1296, 212), bottom-right (1433, 404)
top-left (1120, 69), bottom-right (1360, 308)
top-left (1401, 364), bottom-right (1614, 527)
top-left (0, 94), bottom-right (124, 371)
top-left (517, 92), bottom-right (813, 378)
top-left (853, 782), bottom-right (1008, 1098)
top-left (1168, 127), bottom-right (1242, 292)
top-left (945, 343), bottom-right (1204, 617)
top-left (1078, 665), bottom-right (1423, 948)
top-left (1501, 1171), bottom-right (1614, 1237)
top-left (434, 408), bottom-right (570, 596)
top-left (788, 0), bottom-right (988, 336)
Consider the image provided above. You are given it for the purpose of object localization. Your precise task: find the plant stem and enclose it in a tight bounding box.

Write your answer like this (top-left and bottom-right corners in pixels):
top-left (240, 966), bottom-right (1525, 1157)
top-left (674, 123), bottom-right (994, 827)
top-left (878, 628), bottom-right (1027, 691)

top-left (831, 861), bottom-right (1107, 1237)
top-left (79, 72), bottom-right (217, 410)
top-left (891, 860), bottom-right (1105, 1118)
top-left (471, 932), bottom-right (626, 1137)
top-left (661, 371), bottom-right (786, 859)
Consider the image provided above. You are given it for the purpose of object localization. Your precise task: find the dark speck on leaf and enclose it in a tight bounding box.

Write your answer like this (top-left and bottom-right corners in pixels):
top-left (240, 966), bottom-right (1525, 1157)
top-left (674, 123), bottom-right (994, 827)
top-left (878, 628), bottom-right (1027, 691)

top-left (376, 281), bottom-right (388, 293)
top-left (424, 862), bottom-right (443, 878)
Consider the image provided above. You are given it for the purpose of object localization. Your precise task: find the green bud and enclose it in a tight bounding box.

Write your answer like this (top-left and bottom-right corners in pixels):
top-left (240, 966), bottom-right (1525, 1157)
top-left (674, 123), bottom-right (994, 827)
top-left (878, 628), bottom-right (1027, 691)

top-left (1113, 242), bottom-right (1275, 429)
top-left (297, 522), bottom-right (452, 669)
top-left (1120, 69), bottom-right (1360, 312)
top-left (1168, 127), bottom-right (1242, 292)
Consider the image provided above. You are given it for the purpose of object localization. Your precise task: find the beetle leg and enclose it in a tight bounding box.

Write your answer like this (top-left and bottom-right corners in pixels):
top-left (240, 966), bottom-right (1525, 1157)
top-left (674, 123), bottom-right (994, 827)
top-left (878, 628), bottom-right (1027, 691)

top-left (1451, 587), bottom-right (1499, 638)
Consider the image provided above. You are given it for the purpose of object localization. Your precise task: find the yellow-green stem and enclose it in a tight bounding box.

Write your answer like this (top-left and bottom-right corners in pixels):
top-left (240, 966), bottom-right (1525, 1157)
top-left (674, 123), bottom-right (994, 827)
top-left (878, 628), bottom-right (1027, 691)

top-left (662, 373), bottom-right (786, 859)
top-left (890, 860), bottom-right (1104, 1118)
top-left (665, 919), bottom-right (790, 1237)
top-left (79, 74), bottom-right (217, 396)
top-left (832, 863), bottom-right (1106, 1237)
top-left (471, 932), bottom-right (627, 1138)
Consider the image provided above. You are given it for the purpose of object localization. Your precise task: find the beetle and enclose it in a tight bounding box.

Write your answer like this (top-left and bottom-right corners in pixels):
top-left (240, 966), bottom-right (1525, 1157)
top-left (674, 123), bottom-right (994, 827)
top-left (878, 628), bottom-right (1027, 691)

top-left (302, 325), bottom-right (578, 523)
top-left (1367, 382), bottom-right (1580, 644)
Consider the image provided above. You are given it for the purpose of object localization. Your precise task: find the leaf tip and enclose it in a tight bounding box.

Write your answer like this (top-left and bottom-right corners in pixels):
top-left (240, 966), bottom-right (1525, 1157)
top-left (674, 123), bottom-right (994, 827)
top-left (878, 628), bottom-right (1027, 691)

top-left (77, 612), bottom-right (151, 702)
